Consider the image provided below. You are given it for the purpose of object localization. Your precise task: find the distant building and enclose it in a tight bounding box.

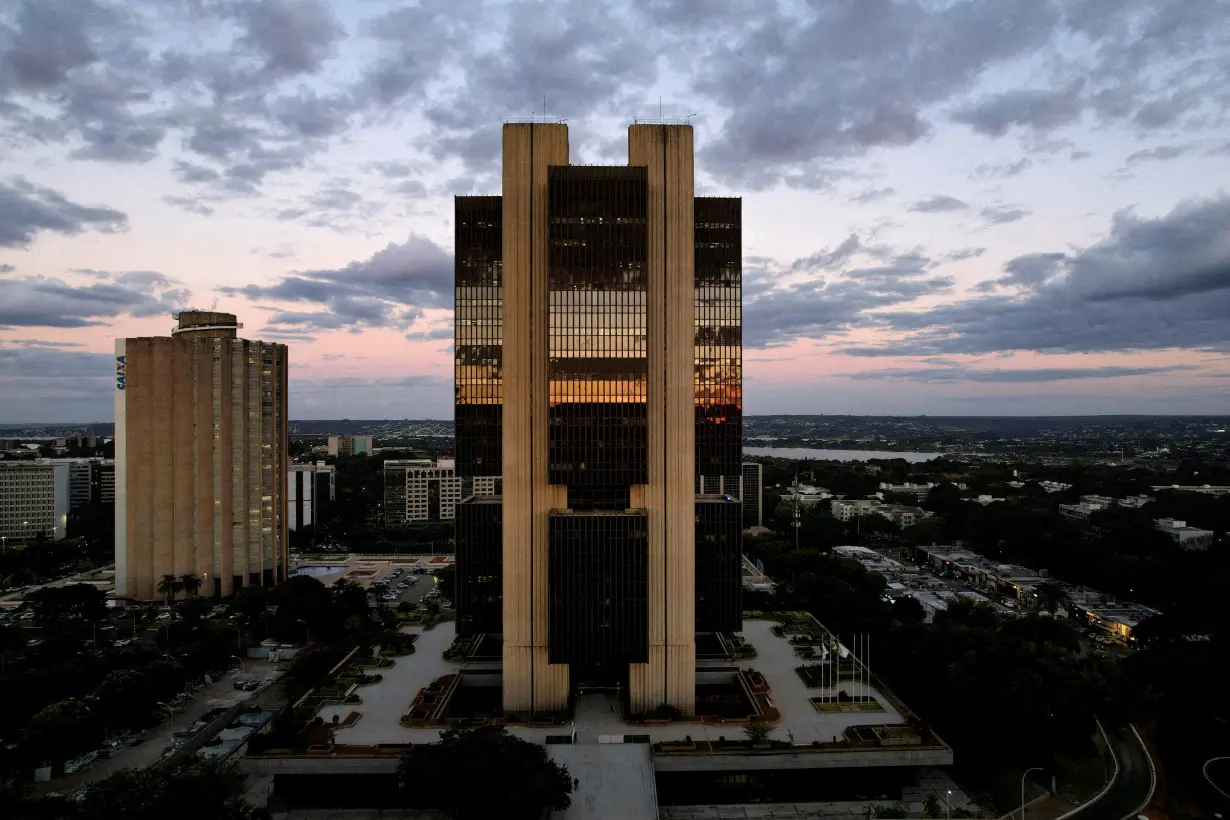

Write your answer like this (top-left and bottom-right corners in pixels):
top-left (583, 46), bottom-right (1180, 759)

top-left (1037, 480), bottom-right (1072, 493)
top-left (1150, 484), bottom-right (1230, 496)
top-left (1061, 494), bottom-right (1157, 520)
top-left (115, 311), bottom-right (290, 600)
top-left (831, 498), bottom-right (879, 521)
top-left (288, 462), bottom-right (336, 531)
top-left (0, 461), bottom-right (70, 542)
top-left (974, 494), bottom-right (1004, 506)
top-left (328, 435), bottom-right (374, 457)
top-left (0, 439), bottom-right (14, 451)
top-left (385, 458), bottom-right (498, 525)
top-left (55, 436), bottom-right (99, 450)
top-left (742, 462), bottom-right (763, 529)
top-left (1153, 518), bottom-right (1214, 550)
top-left (880, 504), bottom-right (925, 528)
top-left (784, 484), bottom-right (831, 506)
top-left (93, 461), bottom-right (115, 505)
top-left (878, 481), bottom-right (966, 496)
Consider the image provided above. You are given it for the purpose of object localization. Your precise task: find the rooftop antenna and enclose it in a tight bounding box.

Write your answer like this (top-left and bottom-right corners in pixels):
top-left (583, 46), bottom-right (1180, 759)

top-left (659, 97), bottom-right (663, 119)
top-left (543, 93), bottom-right (547, 119)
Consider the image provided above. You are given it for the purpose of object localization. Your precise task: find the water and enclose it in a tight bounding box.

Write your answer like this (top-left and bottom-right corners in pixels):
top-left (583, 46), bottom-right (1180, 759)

top-left (743, 446), bottom-right (942, 463)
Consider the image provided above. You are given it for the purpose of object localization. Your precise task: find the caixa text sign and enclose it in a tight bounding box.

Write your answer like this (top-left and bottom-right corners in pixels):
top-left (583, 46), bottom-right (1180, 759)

top-left (116, 355), bottom-right (126, 390)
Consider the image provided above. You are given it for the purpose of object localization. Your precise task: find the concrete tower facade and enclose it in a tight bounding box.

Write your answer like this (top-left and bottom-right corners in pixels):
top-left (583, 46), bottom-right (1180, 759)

top-left (455, 123), bottom-right (743, 716)
top-left (115, 311), bottom-right (289, 600)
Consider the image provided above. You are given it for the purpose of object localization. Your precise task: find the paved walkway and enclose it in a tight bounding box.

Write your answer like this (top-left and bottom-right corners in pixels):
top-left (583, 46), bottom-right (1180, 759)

top-left (548, 744), bottom-right (658, 820)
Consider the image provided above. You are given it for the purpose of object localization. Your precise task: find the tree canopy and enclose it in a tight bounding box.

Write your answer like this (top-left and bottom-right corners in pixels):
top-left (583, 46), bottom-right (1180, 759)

top-left (398, 724), bottom-right (573, 820)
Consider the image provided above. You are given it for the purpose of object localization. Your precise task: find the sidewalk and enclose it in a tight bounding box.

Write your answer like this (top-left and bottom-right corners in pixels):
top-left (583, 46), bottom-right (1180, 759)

top-left (38, 657), bottom-right (284, 795)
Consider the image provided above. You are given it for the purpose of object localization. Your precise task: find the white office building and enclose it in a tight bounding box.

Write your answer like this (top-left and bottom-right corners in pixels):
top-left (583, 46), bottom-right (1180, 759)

top-left (1154, 518), bottom-right (1214, 550)
top-left (0, 461), bottom-right (71, 542)
top-left (384, 458), bottom-right (499, 526)
top-left (289, 461), bottom-right (337, 531)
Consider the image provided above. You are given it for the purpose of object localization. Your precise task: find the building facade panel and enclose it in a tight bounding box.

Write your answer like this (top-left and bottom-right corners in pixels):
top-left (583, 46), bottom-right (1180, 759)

top-left (548, 512), bottom-right (649, 668)
top-left (456, 497), bottom-right (503, 636)
top-left (455, 195), bottom-right (504, 477)
top-left (695, 497), bottom-right (743, 633)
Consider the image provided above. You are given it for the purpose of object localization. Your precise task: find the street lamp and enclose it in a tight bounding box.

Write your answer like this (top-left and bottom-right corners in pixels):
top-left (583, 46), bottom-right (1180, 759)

top-left (945, 789), bottom-right (951, 820)
top-left (297, 618), bottom-right (310, 645)
top-left (1021, 767), bottom-right (1043, 820)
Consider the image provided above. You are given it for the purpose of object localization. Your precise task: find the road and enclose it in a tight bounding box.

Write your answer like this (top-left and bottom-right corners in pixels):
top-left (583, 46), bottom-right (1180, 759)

top-left (1068, 726), bottom-right (1154, 820)
top-left (36, 657), bottom-right (284, 796)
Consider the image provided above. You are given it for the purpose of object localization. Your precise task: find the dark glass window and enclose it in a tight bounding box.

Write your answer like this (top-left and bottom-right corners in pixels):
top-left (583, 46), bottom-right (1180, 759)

top-left (548, 511), bottom-right (649, 666)
top-left (694, 197), bottom-right (742, 477)
top-left (695, 497), bottom-right (743, 632)
top-left (455, 196), bottom-right (503, 477)
top-left (547, 166), bottom-right (649, 487)
top-left (456, 498), bottom-right (503, 635)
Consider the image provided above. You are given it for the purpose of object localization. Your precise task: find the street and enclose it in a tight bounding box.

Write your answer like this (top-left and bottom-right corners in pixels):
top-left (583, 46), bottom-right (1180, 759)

top-left (1067, 726), bottom-right (1154, 820)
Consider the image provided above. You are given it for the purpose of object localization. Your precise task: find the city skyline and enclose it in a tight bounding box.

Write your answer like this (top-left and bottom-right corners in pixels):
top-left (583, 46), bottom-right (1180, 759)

top-left (4, 0), bottom-right (1230, 422)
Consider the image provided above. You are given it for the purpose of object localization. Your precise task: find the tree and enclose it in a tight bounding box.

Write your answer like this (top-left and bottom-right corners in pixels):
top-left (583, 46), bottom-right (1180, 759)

top-left (25, 583), bottom-right (107, 629)
top-left (180, 573), bottom-right (203, 597)
top-left (179, 596), bottom-right (212, 624)
top-left (157, 574), bottom-right (183, 606)
top-left (22, 698), bottom-right (103, 765)
top-left (922, 792), bottom-right (942, 819)
top-left (435, 564), bottom-right (456, 600)
top-left (93, 669), bottom-right (158, 729)
top-left (1035, 582), bottom-right (1067, 616)
top-left (398, 724), bottom-right (573, 820)
top-left (77, 755), bottom-right (267, 820)
top-left (228, 585), bottom-right (267, 622)
top-left (743, 720), bottom-right (772, 743)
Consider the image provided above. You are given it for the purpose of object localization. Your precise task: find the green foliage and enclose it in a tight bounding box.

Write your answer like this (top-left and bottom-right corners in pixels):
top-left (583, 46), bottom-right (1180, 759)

top-left (157, 574), bottom-right (183, 605)
top-left (743, 720), bottom-right (772, 743)
top-left (435, 564), bottom-right (456, 599)
top-left (25, 583), bottom-right (107, 627)
top-left (227, 585), bottom-right (267, 621)
top-left (922, 792), bottom-right (942, 818)
top-left (22, 698), bottom-right (103, 765)
top-left (872, 803), bottom-right (908, 818)
top-left (397, 724), bottom-right (573, 820)
top-left (93, 669), bottom-right (159, 729)
top-left (75, 755), bottom-right (267, 820)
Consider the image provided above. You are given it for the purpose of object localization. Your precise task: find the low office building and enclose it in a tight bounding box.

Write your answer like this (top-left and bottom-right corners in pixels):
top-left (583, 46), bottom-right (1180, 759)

top-left (0, 461), bottom-right (70, 542)
top-left (384, 458), bottom-right (498, 526)
top-left (1150, 484), bottom-right (1230, 496)
top-left (327, 435), bottom-right (374, 457)
top-left (41, 458), bottom-right (113, 510)
top-left (878, 481), bottom-right (966, 496)
top-left (1154, 518), bottom-right (1214, 550)
top-left (288, 462), bottom-right (336, 531)
top-left (831, 498), bottom-right (878, 521)
top-left (1060, 494), bottom-right (1156, 520)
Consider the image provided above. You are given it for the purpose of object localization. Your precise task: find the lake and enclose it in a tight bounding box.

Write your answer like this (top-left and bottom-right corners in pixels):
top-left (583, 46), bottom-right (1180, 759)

top-left (743, 447), bottom-right (942, 463)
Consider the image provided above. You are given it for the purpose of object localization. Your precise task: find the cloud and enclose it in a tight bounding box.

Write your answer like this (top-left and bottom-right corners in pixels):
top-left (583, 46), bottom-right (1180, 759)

top-left (952, 86), bottom-right (1085, 137)
top-left (1125, 145), bottom-right (1190, 165)
top-left (744, 236), bottom-right (953, 348)
top-left (0, 263), bottom-right (13, 273)
top-left (0, 178), bottom-right (127, 248)
top-left (910, 195), bottom-right (968, 213)
top-left (871, 196), bottom-right (1230, 354)
top-left (232, 0), bottom-right (344, 81)
top-left (221, 233), bottom-right (452, 332)
top-left (971, 158), bottom-right (1032, 180)
top-left (980, 205), bottom-right (1031, 224)
top-left (405, 327), bottom-right (452, 342)
top-left (974, 252), bottom-right (1067, 292)
top-left (0, 270), bottom-right (190, 328)
top-left (849, 187), bottom-right (895, 204)
top-left (163, 195), bottom-right (214, 216)
top-left (843, 365), bottom-right (1197, 383)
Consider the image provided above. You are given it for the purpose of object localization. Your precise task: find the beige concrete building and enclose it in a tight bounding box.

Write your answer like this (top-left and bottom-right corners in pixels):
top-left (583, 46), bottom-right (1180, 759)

top-left (0, 461), bottom-right (70, 543)
top-left (115, 311), bottom-right (290, 600)
top-left (454, 123), bottom-right (743, 716)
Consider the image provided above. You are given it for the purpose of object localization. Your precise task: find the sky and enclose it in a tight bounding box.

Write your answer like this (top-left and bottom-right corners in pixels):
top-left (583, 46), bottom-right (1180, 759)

top-left (2, 0), bottom-right (1229, 423)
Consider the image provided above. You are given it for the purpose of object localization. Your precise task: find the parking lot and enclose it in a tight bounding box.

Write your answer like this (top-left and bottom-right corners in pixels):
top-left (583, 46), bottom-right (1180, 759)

top-left (374, 567), bottom-right (450, 611)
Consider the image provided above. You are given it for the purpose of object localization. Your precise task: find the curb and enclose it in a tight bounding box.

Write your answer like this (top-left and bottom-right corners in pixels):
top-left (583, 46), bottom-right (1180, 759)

top-left (1052, 718), bottom-right (1119, 820)
top-left (1127, 724), bottom-right (1156, 819)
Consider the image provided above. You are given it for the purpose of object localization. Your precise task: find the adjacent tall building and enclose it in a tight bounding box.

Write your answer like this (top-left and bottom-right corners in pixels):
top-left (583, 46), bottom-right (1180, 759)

top-left (384, 458), bottom-right (499, 525)
top-left (0, 461), bottom-right (70, 542)
top-left (455, 122), bottom-right (742, 715)
top-left (115, 312), bottom-right (290, 600)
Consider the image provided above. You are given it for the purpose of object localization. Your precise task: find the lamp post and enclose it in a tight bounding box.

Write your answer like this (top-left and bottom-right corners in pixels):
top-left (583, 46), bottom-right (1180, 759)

top-left (297, 618), bottom-right (310, 645)
top-left (945, 789), bottom-right (951, 820)
top-left (1021, 767), bottom-right (1043, 820)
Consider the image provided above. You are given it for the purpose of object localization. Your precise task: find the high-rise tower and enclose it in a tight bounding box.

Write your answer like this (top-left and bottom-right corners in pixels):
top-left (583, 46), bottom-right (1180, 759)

top-left (455, 122), bottom-right (742, 715)
top-left (114, 311), bottom-right (289, 600)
